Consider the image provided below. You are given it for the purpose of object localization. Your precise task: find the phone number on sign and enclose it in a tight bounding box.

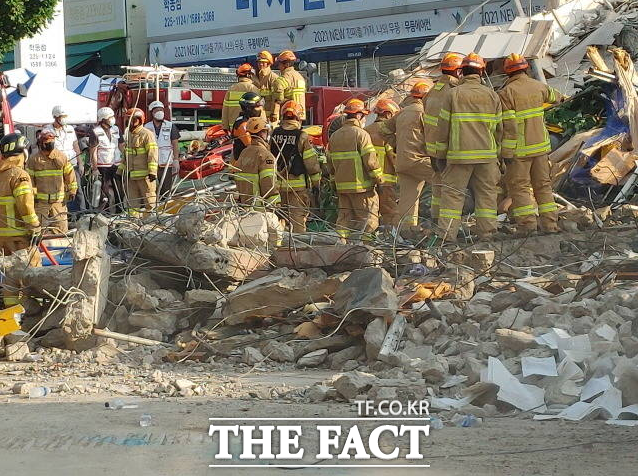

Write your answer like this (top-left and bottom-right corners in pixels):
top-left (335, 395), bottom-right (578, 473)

top-left (164, 11), bottom-right (215, 28)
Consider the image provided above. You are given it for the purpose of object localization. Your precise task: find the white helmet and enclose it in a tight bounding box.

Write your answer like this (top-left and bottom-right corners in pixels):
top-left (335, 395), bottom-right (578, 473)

top-left (52, 105), bottom-right (67, 118)
top-left (149, 100), bottom-right (164, 111)
top-left (97, 107), bottom-right (115, 122)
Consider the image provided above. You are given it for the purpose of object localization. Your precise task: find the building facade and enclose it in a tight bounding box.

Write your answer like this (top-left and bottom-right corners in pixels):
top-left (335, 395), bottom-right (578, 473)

top-left (145, 0), bottom-right (545, 87)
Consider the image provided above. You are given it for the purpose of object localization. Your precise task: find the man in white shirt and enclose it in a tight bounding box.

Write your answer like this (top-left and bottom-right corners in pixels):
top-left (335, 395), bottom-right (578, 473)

top-left (144, 100), bottom-right (180, 199)
top-left (89, 107), bottom-right (124, 213)
top-left (43, 105), bottom-right (85, 210)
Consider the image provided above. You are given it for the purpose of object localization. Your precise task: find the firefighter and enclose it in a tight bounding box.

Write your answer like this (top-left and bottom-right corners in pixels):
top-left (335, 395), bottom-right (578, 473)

top-left (145, 100), bottom-right (180, 199)
top-left (365, 98), bottom-right (400, 227)
top-left (499, 53), bottom-right (563, 236)
top-left (327, 99), bottom-right (383, 242)
top-left (424, 53), bottom-right (464, 222)
top-left (235, 117), bottom-right (280, 208)
top-left (270, 100), bottom-right (321, 232)
top-left (89, 107), bottom-right (124, 213)
top-left (255, 51), bottom-right (280, 122)
top-left (43, 106), bottom-right (84, 210)
top-left (380, 82), bottom-right (434, 238)
top-left (221, 64), bottom-right (260, 131)
top-left (231, 92), bottom-right (265, 162)
top-left (0, 133), bottom-right (41, 308)
top-left (117, 108), bottom-right (158, 216)
top-left (26, 132), bottom-right (77, 234)
top-left (272, 51), bottom-right (307, 123)
top-left (434, 53), bottom-right (503, 242)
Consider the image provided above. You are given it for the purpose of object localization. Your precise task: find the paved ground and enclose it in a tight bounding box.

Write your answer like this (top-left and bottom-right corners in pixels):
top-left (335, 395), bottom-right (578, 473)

top-left (2, 385), bottom-right (636, 475)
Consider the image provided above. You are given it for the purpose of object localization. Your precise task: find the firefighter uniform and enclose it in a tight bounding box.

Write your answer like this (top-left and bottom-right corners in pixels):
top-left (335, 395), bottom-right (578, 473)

top-left (435, 74), bottom-right (503, 241)
top-left (272, 67), bottom-right (307, 121)
top-left (256, 68), bottom-right (280, 119)
top-left (0, 156), bottom-right (41, 308)
top-left (423, 75), bottom-right (459, 221)
top-left (221, 78), bottom-right (260, 131)
top-left (499, 73), bottom-right (562, 233)
top-left (365, 120), bottom-right (398, 226)
top-left (232, 115), bottom-right (251, 162)
top-left (380, 98), bottom-right (433, 231)
top-left (270, 119), bottom-right (321, 232)
top-left (328, 118), bottom-right (382, 241)
top-left (119, 125), bottom-right (158, 215)
top-left (236, 136), bottom-right (281, 207)
top-left (26, 150), bottom-right (77, 233)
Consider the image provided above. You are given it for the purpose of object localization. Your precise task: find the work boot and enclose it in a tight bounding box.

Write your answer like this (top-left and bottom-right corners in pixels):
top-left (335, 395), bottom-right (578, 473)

top-left (514, 227), bottom-right (538, 238)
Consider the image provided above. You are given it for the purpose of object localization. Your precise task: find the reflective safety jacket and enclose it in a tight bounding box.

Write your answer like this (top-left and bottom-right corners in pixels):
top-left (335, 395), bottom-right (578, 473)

top-left (119, 125), bottom-right (158, 179)
top-left (327, 118), bottom-right (382, 193)
top-left (0, 156), bottom-right (40, 237)
top-left (436, 75), bottom-right (503, 164)
top-left (26, 149), bottom-right (77, 203)
top-left (365, 120), bottom-right (397, 186)
top-left (273, 67), bottom-right (307, 120)
top-left (235, 135), bottom-right (281, 206)
top-left (221, 78), bottom-right (260, 130)
top-left (232, 115), bottom-right (251, 162)
top-left (93, 124), bottom-right (121, 167)
top-left (270, 119), bottom-right (321, 191)
top-left (423, 74), bottom-right (459, 157)
top-left (498, 73), bottom-right (562, 159)
top-left (379, 101), bottom-right (428, 173)
top-left (255, 68), bottom-right (280, 117)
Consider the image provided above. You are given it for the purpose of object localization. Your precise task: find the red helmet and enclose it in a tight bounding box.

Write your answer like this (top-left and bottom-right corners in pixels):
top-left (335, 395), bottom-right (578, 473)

top-left (440, 53), bottom-right (464, 72)
top-left (236, 63), bottom-right (255, 77)
top-left (504, 53), bottom-right (529, 74)
top-left (462, 52), bottom-right (486, 70)
top-left (374, 99), bottom-right (400, 116)
top-left (37, 131), bottom-right (56, 147)
top-left (411, 82), bottom-right (429, 99)
top-left (276, 50), bottom-right (297, 63)
top-left (343, 98), bottom-right (369, 115)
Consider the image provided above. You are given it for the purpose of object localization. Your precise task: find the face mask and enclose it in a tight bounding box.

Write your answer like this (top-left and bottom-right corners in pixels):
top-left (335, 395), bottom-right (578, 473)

top-left (42, 142), bottom-right (54, 152)
top-left (107, 117), bottom-right (116, 127)
top-left (153, 110), bottom-right (165, 121)
top-left (58, 117), bottom-right (67, 126)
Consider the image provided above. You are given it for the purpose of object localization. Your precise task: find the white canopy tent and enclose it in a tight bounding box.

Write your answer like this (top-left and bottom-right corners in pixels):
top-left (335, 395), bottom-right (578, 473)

top-left (7, 71), bottom-right (97, 125)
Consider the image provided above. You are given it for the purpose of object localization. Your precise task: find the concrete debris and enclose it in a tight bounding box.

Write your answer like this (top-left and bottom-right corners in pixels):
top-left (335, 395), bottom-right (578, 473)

top-left (297, 349), bottom-right (328, 367)
top-left (5, 342), bottom-right (29, 361)
top-left (274, 244), bottom-right (382, 272)
top-left (333, 268), bottom-right (398, 322)
top-left (333, 371), bottom-right (377, 399)
top-left (363, 317), bottom-right (386, 360)
top-left (262, 341), bottom-right (295, 363)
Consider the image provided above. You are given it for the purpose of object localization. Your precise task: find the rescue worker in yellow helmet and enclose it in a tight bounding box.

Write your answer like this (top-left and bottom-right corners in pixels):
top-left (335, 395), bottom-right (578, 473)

top-left (272, 51), bottom-right (307, 122)
top-left (328, 98), bottom-right (383, 242)
top-left (270, 100), bottom-right (321, 232)
top-left (254, 51), bottom-right (280, 122)
top-left (117, 108), bottom-right (158, 216)
top-left (499, 53), bottom-right (563, 236)
top-left (380, 82), bottom-right (434, 238)
top-left (434, 53), bottom-right (503, 242)
top-left (424, 53), bottom-right (464, 222)
top-left (235, 117), bottom-right (281, 208)
top-left (26, 131), bottom-right (77, 233)
top-left (222, 63), bottom-right (260, 131)
top-left (365, 98), bottom-right (400, 227)
top-left (0, 133), bottom-right (41, 308)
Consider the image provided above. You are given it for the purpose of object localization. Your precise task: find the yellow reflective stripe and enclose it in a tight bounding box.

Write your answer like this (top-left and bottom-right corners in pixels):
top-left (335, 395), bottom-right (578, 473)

top-left (13, 185), bottom-right (32, 197)
top-left (147, 143), bottom-right (158, 150)
top-left (336, 228), bottom-right (351, 238)
top-left (447, 149), bottom-right (498, 160)
top-left (361, 144), bottom-right (376, 156)
top-left (475, 208), bottom-right (497, 218)
top-left (309, 173), bottom-right (321, 182)
top-left (512, 204), bottom-right (537, 217)
top-left (502, 110), bottom-right (516, 120)
top-left (148, 163), bottom-right (158, 173)
top-left (26, 168), bottom-right (35, 176)
top-left (259, 169), bottom-right (275, 179)
top-left (125, 147), bottom-right (150, 154)
top-left (538, 202), bottom-right (559, 213)
top-left (265, 194), bottom-right (281, 205)
top-left (291, 88), bottom-right (305, 93)
top-left (335, 182), bottom-right (370, 192)
top-left (368, 168), bottom-right (382, 178)
top-left (68, 183), bottom-right (78, 192)
top-left (22, 213), bottom-right (39, 224)
top-left (451, 112), bottom-right (501, 122)
top-left (431, 196), bottom-right (440, 205)
top-left (303, 148), bottom-right (317, 160)
top-left (260, 89), bottom-right (272, 97)
top-left (439, 109), bottom-right (451, 121)
top-left (330, 151), bottom-right (360, 160)
top-left (34, 170), bottom-right (63, 177)
top-left (3, 296), bottom-right (22, 305)
top-left (434, 82), bottom-right (444, 91)
top-left (0, 196), bottom-right (16, 204)
top-left (502, 139), bottom-right (518, 149)
top-left (439, 208), bottom-right (461, 219)
top-left (0, 230), bottom-right (29, 237)
top-left (63, 163), bottom-right (74, 174)
top-left (423, 114), bottom-right (438, 126)
top-left (516, 107), bottom-right (544, 119)
top-left (36, 192), bottom-right (65, 201)
top-left (547, 87), bottom-right (558, 103)
top-left (382, 174), bottom-right (397, 183)
top-left (130, 170), bottom-right (149, 178)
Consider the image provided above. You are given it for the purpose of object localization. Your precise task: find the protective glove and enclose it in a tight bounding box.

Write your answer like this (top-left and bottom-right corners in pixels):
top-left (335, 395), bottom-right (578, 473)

top-left (148, 174), bottom-right (157, 182)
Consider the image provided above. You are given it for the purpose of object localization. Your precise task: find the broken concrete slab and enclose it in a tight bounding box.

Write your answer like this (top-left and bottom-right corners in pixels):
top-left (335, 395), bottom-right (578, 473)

top-left (333, 371), bottom-right (377, 399)
top-left (491, 290), bottom-right (522, 313)
top-left (496, 329), bottom-right (538, 351)
top-left (364, 317), bottom-right (387, 360)
top-left (22, 265), bottom-right (73, 297)
top-left (262, 341), bottom-right (295, 363)
top-left (128, 309), bottom-right (180, 335)
top-left (333, 268), bottom-right (398, 322)
top-left (243, 347), bottom-right (265, 365)
top-left (222, 268), bottom-right (341, 325)
top-left (274, 244), bottom-right (382, 273)
top-left (498, 308), bottom-right (532, 330)
top-left (4, 342), bottom-right (29, 361)
top-left (184, 289), bottom-right (222, 307)
top-left (328, 345), bottom-right (364, 370)
top-left (297, 349), bottom-right (328, 367)
top-left (306, 384), bottom-right (331, 402)
top-left (297, 335), bottom-right (356, 359)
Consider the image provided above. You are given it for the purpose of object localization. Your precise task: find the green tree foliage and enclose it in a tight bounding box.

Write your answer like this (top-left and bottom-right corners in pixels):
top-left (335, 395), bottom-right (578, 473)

top-left (0, 0), bottom-right (58, 56)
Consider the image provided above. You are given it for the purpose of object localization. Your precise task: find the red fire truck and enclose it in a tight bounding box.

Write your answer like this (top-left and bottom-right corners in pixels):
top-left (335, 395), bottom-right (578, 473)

top-left (0, 72), bottom-right (16, 136)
